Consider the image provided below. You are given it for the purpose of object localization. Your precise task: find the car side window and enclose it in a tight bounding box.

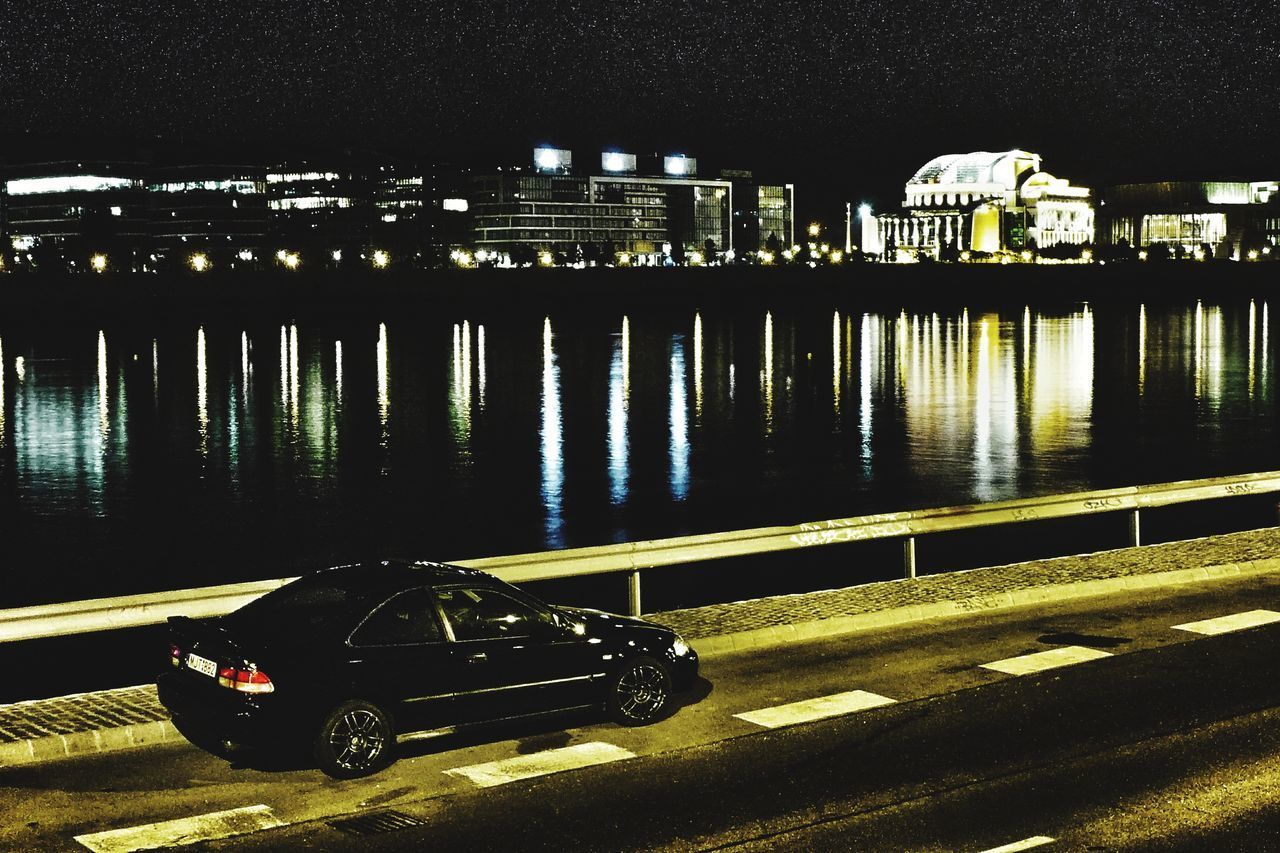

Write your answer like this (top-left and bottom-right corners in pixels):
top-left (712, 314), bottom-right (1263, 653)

top-left (349, 588), bottom-right (443, 647)
top-left (434, 587), bottom-right (556, 642)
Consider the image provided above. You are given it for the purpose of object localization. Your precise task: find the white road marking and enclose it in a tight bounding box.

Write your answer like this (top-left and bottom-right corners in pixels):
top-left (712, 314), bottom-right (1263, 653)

top-left (978, 836), bottom-right (1055, 852)
top-left (981, 645), bottom-right (1112, 676)
top-left (733, 689), bottom-right (898, 729)
top-left (1172, 609), bottom-right (1280, 636)
top-left (74, 804), bottom-right (284, 852)
top-left (445, 741), bottom-right (635, 788)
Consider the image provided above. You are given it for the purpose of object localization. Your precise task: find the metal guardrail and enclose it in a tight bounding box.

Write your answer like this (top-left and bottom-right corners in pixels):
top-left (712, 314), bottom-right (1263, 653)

top-left (3, 470), bottom-right (1280, 643)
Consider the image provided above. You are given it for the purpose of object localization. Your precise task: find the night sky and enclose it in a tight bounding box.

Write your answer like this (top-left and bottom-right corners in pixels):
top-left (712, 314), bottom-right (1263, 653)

top-left (2, 0), bottom-right (1278, 216)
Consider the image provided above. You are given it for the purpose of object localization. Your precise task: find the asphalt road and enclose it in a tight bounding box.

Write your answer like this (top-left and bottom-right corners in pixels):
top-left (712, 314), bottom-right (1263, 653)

top-left (6, 572), bottom-right (1280, 851)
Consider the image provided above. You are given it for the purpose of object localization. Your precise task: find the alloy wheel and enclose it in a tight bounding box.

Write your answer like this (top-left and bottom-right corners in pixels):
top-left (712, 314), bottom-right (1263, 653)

top-left (616, 662), bottom-right (669, 722)
top-left (329, 708), bottom-right (386, 771)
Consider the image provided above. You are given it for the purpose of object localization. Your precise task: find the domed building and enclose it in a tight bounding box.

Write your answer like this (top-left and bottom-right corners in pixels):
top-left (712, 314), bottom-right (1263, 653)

top-left (867, 150), bottom-right (1095, 259)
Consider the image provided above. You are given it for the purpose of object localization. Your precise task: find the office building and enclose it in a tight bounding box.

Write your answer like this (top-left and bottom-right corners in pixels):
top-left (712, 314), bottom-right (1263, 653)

top-left (467, 148), bottom-right (793, 265)
top-left (147, 165), bottom-right (268, 268)
top-left (1100, 181), bottom-right (1280, 258)
top-left (3, 161), bottom-right (150, 272)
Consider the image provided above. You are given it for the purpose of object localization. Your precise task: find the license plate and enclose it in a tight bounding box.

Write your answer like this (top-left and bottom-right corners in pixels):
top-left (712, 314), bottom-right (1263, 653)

top-left (186, 653), bottom-right (218, 678)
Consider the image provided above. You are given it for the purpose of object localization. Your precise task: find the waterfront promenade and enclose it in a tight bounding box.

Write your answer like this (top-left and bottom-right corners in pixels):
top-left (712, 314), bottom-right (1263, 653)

top-left (3, 526), bottom-right (1276, 768)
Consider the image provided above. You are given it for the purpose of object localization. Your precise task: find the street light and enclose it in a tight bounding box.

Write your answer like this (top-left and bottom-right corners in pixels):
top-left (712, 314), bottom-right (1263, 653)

top-left (190, 253), bottom-right (209, 272)
top-left (91, 254), bottom-right (108, 273)
top-left (689, 250), bottom-right (704, 266)
top-left (808, 222), bottom-right (821, 238)
top-left (539, 251), bottom-right (554, 267)
top-left (372, 250), bottom-right (390, 269)
top-left (284, 252), bottom-right (300, 270)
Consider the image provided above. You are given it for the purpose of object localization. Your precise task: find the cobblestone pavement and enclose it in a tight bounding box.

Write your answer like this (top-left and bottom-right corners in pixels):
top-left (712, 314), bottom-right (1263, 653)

top-left (1, 528), bottom-right (1277, 756)
top-left (0, 685), bottom-right (166, 742)
top-left (649, 528), bottom-right (1280, 640)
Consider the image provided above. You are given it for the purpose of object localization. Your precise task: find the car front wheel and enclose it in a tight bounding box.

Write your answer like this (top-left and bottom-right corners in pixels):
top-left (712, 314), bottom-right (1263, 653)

top-left (606, 655), bottom-right (672, 726)
top-left (313, 699), bottom-right (396, 779)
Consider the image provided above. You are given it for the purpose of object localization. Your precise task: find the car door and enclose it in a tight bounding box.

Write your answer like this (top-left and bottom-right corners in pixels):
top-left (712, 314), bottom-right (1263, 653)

top-left (433, 585), bottom-right (602, 723)
top-left (343, 587), bottom-right (464, 734)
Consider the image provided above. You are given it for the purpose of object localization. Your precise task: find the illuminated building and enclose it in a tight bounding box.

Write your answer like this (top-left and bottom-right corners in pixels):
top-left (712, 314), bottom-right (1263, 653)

top-left (467, 148), bottom-right (792, 264)
top-left (265, 157), bottom-right (437, 265)
top-left (721, 169), bottom-right (796, 256)
top-left (873, 150), bottom-right (1095, 259)
top-left (1099, 181), bottom-right (1280, 259)
top-left (147, 165), bottom-right (268, 268)
top-left (2, 160), bottom-right (149, 271)
top-left (265, 161), bottom-right (375, 262)
top-left (0, 150), bottom-right (459, 270)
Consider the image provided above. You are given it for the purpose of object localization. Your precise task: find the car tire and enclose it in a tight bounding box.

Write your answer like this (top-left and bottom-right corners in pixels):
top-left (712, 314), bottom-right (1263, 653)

top-left (313, 699), bottom-right (396, 779)
top-left (606, 655), bottom-right (673, 726)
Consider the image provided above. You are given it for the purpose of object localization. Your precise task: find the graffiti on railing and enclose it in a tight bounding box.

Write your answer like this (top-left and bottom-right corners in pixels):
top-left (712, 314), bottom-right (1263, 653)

top-left (1225, 483), bottom-right (1258, 495)
top-left (797, 513), bottom-right (903, 533)
top-left (1083, 497), bottom-right (1125, 511)
top-left (791, 522), bottom-right (913, 548)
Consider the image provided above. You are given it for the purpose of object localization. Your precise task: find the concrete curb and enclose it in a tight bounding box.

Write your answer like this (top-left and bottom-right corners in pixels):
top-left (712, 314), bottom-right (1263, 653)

top-left (0, 718), bottom-right (179, 768)
top-left (690, 557), bottom-right (1280, 658)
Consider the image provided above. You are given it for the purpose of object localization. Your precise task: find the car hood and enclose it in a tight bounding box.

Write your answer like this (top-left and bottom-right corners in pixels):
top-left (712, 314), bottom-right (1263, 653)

top-left (558, 606), bottom-right (675, 640)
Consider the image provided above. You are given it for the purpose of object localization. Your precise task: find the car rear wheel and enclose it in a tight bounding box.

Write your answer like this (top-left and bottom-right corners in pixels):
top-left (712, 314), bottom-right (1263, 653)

top-left (313, 700), bottom-right (395, 779)
top-left (606, 655), bottom-right (672, 726)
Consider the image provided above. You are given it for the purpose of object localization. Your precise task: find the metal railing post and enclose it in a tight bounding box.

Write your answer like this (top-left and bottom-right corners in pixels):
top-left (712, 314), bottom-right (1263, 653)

top-left (903, 536), bottom-right (917, 580)
top-left (627, 570), bottom-right (642, 617)
top-left (1128, 509), bottom-right (1141, 547)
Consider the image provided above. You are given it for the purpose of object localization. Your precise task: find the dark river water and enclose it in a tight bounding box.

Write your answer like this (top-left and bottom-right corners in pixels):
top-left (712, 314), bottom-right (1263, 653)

top-left (1, 290), bottom-right (1277, 612)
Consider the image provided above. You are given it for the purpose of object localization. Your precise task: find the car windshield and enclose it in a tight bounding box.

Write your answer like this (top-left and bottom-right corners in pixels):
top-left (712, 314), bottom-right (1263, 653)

top-left (229, 572), bottom-right (378, 637)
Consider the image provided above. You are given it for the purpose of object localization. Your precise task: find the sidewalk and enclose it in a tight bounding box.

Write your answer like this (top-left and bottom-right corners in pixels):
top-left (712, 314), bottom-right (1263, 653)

top-left (2, 528), bottom-right (1278, 768)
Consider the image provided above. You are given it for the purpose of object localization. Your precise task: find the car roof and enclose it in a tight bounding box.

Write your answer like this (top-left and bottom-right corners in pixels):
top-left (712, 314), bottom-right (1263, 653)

top-left (312, 560), bottom-right (490, 592)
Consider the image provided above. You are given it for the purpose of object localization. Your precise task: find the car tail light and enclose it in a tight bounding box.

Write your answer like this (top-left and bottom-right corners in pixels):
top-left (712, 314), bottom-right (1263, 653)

top-left (169, 643), bottom-right (182, 668)
top-left (217, 664), bottom-right (275, 694)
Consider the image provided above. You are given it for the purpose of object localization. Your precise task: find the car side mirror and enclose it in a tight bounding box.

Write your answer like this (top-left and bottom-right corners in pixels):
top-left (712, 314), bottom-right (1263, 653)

top-left (551, 611), bottom-right (585, 637)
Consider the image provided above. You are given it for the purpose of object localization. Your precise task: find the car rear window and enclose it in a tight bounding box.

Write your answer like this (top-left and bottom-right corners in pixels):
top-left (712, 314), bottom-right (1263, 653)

top-left (230, 573), bottom-right (376, 636)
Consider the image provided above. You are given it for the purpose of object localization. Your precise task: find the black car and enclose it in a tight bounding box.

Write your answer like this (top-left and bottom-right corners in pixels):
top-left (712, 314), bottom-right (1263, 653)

top-left (157, 561), bottom-right (699, 778)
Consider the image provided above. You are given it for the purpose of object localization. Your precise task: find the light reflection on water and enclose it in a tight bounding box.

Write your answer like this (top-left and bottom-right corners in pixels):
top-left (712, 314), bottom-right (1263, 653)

top-left (541, 316), bottom-right (564, 546)
top-left (669, 334), bottom-right (689, 501)
top-left (608, 317), bottom-right (629, 506)
top-left (0, 299), bottom-right (1276, 600)
top-left (196, 327), bottom-right (208, 456)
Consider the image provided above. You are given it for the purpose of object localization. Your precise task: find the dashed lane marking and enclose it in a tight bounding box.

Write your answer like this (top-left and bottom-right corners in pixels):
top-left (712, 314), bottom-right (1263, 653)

top-left (1172, 609), bottom-right (1280, 636)
top-left (977, 836), bottom-right (1055, 852)
top-left (444, 741), bottom-right (636, 788)
top-left (74, 804), bottom-right (284, 852)
top-left (981, 645), bottom-right (1112, 676)
top-left (733, 689), bottom-right (898, 729)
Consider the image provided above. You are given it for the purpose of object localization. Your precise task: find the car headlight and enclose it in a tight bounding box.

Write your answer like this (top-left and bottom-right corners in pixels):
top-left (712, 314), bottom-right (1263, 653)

top-left (672, 635), bottom-right (690, 657)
